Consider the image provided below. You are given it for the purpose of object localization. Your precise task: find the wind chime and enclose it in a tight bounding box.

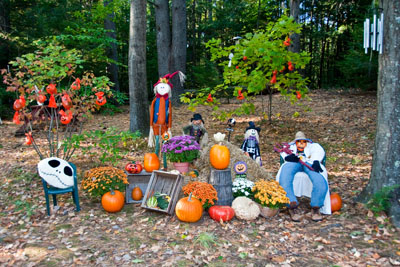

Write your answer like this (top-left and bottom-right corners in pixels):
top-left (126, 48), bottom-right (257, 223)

top-left (363, 10), bottom-right (384, 54)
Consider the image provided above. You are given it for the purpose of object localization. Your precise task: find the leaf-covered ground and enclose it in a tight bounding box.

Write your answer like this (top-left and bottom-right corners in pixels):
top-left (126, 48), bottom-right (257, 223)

top-left (1, 90), bottom-right (400, 266)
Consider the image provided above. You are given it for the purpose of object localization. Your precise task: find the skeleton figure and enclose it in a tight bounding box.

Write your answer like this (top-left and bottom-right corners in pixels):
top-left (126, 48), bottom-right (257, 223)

top-left (241, 121), bottom-right (262, 166)
top-left (37, 157), bottom-right (74, 189)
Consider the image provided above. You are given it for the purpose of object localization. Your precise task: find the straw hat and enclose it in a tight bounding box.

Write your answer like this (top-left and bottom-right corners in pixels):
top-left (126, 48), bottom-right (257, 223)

top-left (293, 131), bottom-right (312, 143)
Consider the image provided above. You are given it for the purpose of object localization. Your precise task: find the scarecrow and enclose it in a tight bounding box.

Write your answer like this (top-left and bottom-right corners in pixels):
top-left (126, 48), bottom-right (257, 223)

top-left (182, 113), bottom-right (208, 148)
top-left (148, 71), bottom-right (186, 157)
top-left (241, 121), bottom-right (262, 166)
top-left (275, 131), bottom-right (330, 222)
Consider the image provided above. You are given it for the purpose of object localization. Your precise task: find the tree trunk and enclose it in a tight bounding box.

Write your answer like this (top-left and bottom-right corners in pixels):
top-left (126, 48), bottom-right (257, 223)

top-left (104, 0), bottom-right (120, 92)
top-left (128, 0), bottom-right (149, 135)
top-left (0, 0), bottom-right (11, 69)
top-left (357, 0), bottom-right (400, 227)
top-left (170, 0), bottom-right (187, 105)
top-left (289, 0), bottom-right (300, 54)
top-left (155, 0), bottom-right (171, 77)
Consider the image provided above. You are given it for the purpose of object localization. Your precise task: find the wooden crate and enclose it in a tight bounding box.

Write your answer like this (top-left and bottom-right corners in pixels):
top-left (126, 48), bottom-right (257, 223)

top-left (141, 170), bottom-right (183, 215)
top-left (125, 171), bottom-right (152, 204)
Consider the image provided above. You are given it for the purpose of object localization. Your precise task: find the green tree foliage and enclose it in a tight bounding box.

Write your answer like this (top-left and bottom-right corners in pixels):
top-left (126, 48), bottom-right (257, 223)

top-left (181, 16), bottom-right (310, 121)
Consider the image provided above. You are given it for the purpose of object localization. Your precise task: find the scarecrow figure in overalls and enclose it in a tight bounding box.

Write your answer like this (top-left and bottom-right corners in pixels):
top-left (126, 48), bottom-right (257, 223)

top-left (148, 71), bottom-right (185, 169)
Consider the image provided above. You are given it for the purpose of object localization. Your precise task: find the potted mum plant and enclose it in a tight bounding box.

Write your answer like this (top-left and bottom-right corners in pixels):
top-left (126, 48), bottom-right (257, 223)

top-left (232, 178), bottom-right (254, 198)
top-left (161, 135), bottom-right (200, 173)
top-left (252, 180), bottom-right (290, 218)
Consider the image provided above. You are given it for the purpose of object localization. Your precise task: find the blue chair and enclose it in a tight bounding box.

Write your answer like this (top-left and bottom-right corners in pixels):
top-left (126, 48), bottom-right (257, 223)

top-left (41, 162), bottom-right (80, 215)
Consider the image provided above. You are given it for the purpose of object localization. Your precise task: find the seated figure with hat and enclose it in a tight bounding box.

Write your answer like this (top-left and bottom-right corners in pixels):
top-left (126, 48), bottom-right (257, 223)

top-left (241, 121), bottom-right (262, 166)
top-left (276, 131), bottom-right (330, 222)
top-left (182, 113), bottom-right (208, 148)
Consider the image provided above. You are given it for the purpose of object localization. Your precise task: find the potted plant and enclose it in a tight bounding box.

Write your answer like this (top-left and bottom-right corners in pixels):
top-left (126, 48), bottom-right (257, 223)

top-left (252, 180), bottom-right (290, 218)
top-left (161, 135), bottom-right (200, 173)
top-left (232, 178), bottom-right (254, 198)
top-left (182, 181), bottom-right (218, 210)
top-left (81, 166), bottom-right (129, 202)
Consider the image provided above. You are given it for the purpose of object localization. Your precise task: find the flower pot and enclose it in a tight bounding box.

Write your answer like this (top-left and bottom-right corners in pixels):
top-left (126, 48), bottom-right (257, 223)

top-left (257, 204), bottom-right (279, 218)
top-left (173, 162), bottom-right (190, 174)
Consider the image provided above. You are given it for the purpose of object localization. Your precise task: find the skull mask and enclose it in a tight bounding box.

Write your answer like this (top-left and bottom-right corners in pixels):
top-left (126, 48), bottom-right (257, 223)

top-left (38, 157), bottom-right (74, 189)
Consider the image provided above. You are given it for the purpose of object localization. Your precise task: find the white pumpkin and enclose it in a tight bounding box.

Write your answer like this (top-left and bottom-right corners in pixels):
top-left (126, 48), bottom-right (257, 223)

top-left (232, 196), bottom-right (260, 220)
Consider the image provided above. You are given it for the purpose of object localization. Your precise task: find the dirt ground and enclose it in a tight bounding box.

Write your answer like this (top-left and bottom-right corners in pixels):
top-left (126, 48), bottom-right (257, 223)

top-left (1, 89), bottom-right (400, 266)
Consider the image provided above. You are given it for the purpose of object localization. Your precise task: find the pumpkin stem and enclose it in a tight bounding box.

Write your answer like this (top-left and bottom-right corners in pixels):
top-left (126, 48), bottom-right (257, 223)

top-left (110, 188), bottom-right (115, 195)
top-left (188, 192), bottom-right (193, 202)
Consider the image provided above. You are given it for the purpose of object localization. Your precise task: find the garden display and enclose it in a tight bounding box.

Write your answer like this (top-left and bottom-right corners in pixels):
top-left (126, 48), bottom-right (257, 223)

top-left (101, 189), bottom-right (125, 213)
top-left (208, 206), bottom-right (235, 222)
top-left (161, 135), bottom-right (200, 174)
top-left (241, 121), bottom-right (262, 165)
top-left (232, 196), bottom-right (260, 220)
top-left (182, 181), bottom-right (218, 210)
top-left (175, 193), bottom-right (203, 223)
top-left (330, 193), bottom-right (343, 212)
top-left (81, 167), bottom-right (128, 200)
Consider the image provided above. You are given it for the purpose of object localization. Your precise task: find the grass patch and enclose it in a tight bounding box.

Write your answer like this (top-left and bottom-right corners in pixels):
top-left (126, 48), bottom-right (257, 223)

top-left (194, 232), bottom-right (218, 249)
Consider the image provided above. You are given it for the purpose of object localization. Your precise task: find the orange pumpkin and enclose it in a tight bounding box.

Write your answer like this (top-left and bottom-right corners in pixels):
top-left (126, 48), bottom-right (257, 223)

top-left (330, 192), bottom-right (342, 212)
top-left (144, 153), bottom-right (160, 172)
top-left (101, 190), bottom-right (125, 213)
top-left (175, 193), bottom-right (203, 223)
top-left (131, 187), bottom-right (143, 201)
top-left (210, 144), bottom-right (230, 169)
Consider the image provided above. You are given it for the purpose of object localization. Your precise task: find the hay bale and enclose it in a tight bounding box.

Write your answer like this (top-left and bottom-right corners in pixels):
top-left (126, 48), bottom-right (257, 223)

top-left (194, 140), bottom-right (274, 182)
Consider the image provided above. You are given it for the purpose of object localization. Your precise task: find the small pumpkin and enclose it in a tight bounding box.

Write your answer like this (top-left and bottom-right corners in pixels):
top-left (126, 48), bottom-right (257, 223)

top-left (330, 193), bottom-right (342, 212)
top-left (131, 187), bottom-right (143, 201)
top-left (175, 193), bottom-right (203, 223)
top-left (143, 153), bottom-right (160, 172)
top-left (210, 144), bottom-right (230, 170)
top-left (208, 205), bottom-right (235, 222)
top-left (101, 189), bottom-right (125, 213)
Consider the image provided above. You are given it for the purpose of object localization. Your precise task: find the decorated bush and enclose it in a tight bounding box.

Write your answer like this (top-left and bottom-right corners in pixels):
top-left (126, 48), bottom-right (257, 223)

top-left (2, 40), bottom-right (114, 161)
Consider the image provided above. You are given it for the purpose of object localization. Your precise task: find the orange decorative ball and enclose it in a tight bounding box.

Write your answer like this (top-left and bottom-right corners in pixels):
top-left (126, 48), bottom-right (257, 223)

top-left (143, 153), bottom-right (160, 172)
top-left (131, 187), bottom-right (143, 201)
top-left (101, 190), bottom-right (125, 213)
top-left (330, 193), bottom-right (342, 212)
top-left (175, 193), bottom-right (203, 223)
top-left (209, 144), bottom-right (230, 169)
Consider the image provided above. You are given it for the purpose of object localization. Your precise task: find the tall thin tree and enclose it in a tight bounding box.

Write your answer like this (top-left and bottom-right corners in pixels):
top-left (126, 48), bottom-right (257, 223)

top-left (128, 0), bottom-right (149, 134)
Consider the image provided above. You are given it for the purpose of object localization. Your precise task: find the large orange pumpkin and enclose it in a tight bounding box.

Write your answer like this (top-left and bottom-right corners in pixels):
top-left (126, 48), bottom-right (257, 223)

top-left (175, 193), bottom-right (203, 223)
top-left (330, 192), bottom-right (342, 212)
top-left (210, 144), bottom-right (230, 169)
top-left (143, 153), bottom-right (160, 172)
top-left (101, 190), bottom-right (125, 213)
